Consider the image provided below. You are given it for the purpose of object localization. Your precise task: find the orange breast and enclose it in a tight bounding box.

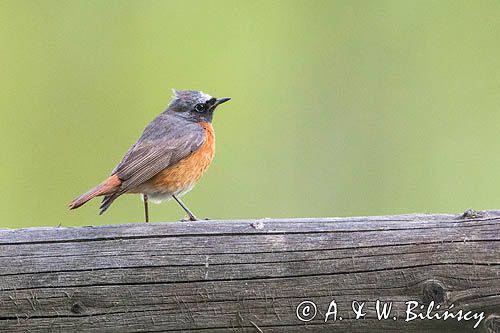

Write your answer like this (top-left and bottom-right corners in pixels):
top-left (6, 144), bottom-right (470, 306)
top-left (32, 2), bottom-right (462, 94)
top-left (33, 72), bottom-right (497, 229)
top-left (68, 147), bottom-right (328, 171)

top-left (142, 122), bottom-right (215, 195)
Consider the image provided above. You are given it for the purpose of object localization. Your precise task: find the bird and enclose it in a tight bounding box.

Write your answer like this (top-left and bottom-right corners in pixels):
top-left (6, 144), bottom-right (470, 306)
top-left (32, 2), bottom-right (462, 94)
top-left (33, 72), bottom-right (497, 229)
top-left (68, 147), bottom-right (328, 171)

top-left (68, 89), bottom-right (230, 222)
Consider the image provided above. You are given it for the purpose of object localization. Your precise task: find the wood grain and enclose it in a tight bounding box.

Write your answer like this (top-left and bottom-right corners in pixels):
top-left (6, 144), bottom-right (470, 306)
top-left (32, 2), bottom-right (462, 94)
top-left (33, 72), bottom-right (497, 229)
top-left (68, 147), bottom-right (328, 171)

top-left (0, 210), bottom-right (499, 332)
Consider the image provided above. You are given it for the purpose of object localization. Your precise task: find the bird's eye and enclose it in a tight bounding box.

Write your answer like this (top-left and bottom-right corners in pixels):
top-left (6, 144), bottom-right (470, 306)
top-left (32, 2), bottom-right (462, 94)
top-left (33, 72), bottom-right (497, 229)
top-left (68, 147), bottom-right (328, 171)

top-left (194, 103), bottom-right (206, 113)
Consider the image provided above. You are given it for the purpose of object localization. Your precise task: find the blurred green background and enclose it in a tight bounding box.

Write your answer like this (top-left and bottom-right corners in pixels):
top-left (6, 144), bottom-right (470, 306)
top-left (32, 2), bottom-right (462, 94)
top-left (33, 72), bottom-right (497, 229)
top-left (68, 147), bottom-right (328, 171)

top-left (1, 0), bottom-right (500, 228)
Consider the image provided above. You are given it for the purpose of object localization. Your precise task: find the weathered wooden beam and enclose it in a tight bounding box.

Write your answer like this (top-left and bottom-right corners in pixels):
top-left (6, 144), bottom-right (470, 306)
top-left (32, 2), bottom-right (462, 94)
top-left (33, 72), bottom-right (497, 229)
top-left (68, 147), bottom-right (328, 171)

top-left (0, 210), bottom-right (499, 332)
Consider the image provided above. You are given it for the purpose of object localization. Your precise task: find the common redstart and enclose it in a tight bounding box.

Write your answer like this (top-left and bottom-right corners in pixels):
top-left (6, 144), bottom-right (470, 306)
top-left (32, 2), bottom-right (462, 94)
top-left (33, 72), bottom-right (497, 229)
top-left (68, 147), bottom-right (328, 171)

top-left (69, 90), bottom-right (230, 222)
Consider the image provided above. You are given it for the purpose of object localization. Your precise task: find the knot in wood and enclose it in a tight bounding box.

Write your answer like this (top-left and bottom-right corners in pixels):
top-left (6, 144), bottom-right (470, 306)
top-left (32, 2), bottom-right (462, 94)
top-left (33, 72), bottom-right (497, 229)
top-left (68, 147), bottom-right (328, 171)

top-left (422, 279), bottom-right (446, 305)
top-left (71, 302), bottom-right (84, 314)
top-left (485, 314), bottom-right (500, 333)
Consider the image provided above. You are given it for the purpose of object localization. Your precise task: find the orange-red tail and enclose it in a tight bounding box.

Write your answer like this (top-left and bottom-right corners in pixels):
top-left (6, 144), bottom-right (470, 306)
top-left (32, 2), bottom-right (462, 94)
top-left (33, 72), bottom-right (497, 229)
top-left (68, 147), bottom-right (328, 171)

top-left (68, 175), bottom-right (121, 210)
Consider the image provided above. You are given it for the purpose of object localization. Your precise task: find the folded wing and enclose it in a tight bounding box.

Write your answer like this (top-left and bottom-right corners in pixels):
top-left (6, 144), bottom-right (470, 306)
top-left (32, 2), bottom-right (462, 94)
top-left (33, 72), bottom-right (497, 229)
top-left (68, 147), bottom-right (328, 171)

top-left (100, 117), bottom-right (206, 214)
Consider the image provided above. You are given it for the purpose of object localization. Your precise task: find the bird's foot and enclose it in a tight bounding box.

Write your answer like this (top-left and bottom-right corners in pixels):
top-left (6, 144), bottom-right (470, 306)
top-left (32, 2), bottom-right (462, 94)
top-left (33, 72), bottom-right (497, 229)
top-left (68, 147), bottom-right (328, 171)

top-left (178, 216), bottom-right (209, 222)
top-left (178, 216), bottom-right (199, 222)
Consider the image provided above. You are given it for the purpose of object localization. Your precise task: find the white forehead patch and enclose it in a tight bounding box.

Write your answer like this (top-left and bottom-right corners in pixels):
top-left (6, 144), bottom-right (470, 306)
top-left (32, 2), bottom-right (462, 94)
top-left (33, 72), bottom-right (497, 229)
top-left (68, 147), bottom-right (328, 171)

top-left (171, 89), bottom-right (213, 103)
top-left (199, 91), bottom-right (213, 102)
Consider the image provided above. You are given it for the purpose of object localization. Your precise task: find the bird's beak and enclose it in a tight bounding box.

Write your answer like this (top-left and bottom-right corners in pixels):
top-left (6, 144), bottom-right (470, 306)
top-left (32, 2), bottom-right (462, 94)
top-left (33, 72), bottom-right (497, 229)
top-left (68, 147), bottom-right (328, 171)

top-left (211, 97), bottom-right (231, 110)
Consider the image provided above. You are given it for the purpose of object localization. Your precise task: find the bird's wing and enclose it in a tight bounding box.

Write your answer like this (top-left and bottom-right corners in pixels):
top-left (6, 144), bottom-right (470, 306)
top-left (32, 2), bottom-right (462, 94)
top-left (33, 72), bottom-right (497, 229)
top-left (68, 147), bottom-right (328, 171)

top-left (113, 119), bottom-right (206, 192)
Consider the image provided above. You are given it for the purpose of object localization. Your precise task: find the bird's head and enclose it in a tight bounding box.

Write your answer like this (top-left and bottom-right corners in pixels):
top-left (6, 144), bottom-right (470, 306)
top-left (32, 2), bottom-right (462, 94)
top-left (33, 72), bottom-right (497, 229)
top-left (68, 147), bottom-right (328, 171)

top-left (167, 89), bottom-right (231, 123)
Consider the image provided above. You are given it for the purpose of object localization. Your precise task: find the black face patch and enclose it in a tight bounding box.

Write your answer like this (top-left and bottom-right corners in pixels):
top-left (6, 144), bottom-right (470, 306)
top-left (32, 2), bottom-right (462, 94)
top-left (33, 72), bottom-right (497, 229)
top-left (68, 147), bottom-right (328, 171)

top-left (206, 97), bottom-right (217, 106)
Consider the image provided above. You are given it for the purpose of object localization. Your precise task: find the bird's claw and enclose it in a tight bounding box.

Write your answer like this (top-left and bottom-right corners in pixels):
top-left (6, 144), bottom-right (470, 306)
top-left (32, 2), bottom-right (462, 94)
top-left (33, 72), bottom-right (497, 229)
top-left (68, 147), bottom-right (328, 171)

top-left (178, 216), bottom-right (209, 222)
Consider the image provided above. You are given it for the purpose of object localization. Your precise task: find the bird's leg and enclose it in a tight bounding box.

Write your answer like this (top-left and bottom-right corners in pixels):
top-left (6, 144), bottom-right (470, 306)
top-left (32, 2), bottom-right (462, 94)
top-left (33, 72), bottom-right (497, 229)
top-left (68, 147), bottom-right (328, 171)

top-left (143, 194), bottom-right (149, 223)
top-left (172, 195), bottom-right (198, 221)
